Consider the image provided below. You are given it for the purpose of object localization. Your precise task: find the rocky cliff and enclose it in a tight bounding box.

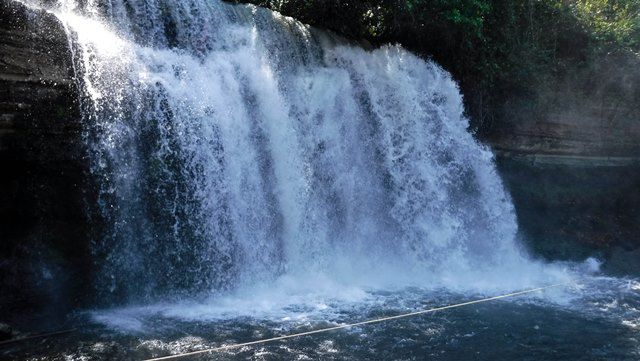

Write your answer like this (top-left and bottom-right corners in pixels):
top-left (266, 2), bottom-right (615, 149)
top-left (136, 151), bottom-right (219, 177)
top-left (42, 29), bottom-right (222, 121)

top-left (487, 52), bottom-right (640, 272)
top-left (0, 0), bottom-right (91, 319)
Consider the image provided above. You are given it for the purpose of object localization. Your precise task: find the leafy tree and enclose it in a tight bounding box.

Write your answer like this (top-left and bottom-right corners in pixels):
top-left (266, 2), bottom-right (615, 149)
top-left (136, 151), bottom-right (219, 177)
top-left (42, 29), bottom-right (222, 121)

top-left (571, 0), bottom-right (640, 50)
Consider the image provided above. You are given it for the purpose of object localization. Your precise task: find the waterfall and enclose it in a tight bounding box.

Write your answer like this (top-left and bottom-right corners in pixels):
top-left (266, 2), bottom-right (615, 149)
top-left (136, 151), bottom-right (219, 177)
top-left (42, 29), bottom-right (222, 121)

top-left (31, 0), bottom-right (557, 303)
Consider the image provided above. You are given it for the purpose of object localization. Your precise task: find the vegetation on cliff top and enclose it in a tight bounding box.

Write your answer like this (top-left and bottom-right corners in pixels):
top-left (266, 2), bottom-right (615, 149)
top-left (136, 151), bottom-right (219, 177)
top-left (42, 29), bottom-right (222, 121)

top-left (234, 0), bottom-right (640, 134)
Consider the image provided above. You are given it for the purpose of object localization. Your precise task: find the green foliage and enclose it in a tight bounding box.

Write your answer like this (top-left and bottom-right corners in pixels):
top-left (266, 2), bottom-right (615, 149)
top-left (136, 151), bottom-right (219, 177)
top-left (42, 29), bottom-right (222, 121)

top-left (570, 0), bottom-right (640, 50)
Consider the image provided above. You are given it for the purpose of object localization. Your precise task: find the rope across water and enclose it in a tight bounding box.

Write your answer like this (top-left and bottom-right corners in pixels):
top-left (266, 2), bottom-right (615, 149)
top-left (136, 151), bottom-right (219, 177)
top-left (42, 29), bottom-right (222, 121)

top-left (145, 283), bottom-right (569, 361)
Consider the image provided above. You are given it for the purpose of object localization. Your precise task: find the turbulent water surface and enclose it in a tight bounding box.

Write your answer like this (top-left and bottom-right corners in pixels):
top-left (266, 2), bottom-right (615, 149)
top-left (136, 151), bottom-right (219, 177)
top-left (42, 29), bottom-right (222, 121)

top-left (7, 0), bottom-right (640, 359)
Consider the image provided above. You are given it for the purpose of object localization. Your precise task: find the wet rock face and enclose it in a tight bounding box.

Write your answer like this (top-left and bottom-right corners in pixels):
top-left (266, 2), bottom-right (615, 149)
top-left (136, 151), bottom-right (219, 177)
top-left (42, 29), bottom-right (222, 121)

top-left (0, 0), bottom-right (91, 320)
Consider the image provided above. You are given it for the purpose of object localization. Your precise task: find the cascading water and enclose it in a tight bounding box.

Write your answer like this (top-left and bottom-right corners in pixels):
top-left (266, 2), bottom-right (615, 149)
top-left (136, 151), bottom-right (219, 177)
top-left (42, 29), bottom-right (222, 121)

top-left (30, 0), bottom-right (563, 303)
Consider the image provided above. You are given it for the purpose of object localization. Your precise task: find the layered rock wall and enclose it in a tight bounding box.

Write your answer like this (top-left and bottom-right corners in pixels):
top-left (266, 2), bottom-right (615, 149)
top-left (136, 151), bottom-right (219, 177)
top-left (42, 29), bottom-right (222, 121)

top-left (488, 52), bottom-right (640, 271)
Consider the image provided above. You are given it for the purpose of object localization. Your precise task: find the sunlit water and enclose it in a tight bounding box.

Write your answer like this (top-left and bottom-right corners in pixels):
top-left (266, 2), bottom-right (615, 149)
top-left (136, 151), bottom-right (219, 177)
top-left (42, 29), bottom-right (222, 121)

top-left (8, 0), bottom-right (640, 359)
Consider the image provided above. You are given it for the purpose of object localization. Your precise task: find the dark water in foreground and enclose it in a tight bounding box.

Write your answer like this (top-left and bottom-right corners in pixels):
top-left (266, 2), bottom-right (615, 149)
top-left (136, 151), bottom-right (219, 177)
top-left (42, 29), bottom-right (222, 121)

top-left (3, 276), bottom-right (639, 360)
